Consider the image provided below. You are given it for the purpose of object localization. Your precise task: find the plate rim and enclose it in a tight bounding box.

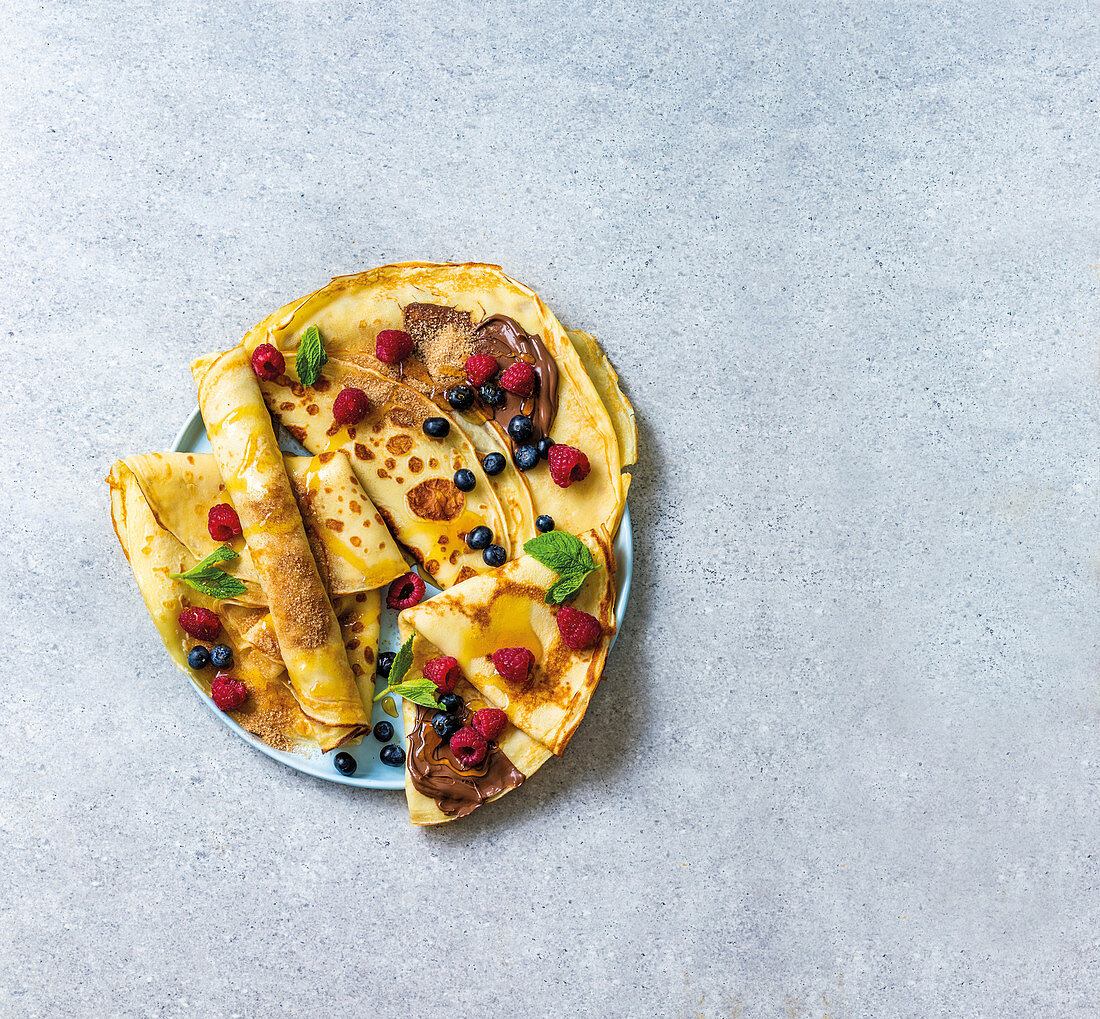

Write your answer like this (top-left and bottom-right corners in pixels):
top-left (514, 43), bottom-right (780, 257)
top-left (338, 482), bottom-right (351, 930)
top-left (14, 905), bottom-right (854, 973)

top-left (171, 405), bottom-right (633, 789)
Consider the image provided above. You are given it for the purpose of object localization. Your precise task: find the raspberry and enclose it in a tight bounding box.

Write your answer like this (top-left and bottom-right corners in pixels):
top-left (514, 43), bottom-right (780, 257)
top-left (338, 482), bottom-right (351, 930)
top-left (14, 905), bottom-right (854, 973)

top-left (207, 503), bottom-right (242, 542)
top-left (471, 708), bottom-right (508, 741)
top-left (386, 572), bottom-right (426, 610)
top-left (375, 329), bottom-right (413, 364)
top-left (423, 656), bottom-right (461, 694)
top-left (251, 343), bottom-right (285, 381)
top-left (464, 353), bottom-right (499, 387)
top-left (449, 726), bottom-right (488, 767)
top-left (491, 647), bottom-right (534, 684)
top-left (333, 386), bottom-right (370, 425)
top-left (178, 606), bottom-right (220, 642)
top-left (548, 444), bottom-right (591, 488)
top-left (500, 361), bottom-right (537, 397)
top-left (211, 672), bottom-right (248, 711)
top-left (556, 605), bottom-right (601, 651)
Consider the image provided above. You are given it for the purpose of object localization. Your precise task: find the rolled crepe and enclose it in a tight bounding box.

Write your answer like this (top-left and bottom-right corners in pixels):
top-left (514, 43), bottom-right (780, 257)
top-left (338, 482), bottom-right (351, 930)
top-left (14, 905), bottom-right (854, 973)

top-left (193, 347), bottom-right (369, 730)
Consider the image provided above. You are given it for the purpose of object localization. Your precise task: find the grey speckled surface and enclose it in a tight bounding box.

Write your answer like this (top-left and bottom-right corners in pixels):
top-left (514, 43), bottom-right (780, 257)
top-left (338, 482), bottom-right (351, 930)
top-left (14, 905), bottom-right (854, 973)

top-left (3, 3), bottom-right (1100, 1016)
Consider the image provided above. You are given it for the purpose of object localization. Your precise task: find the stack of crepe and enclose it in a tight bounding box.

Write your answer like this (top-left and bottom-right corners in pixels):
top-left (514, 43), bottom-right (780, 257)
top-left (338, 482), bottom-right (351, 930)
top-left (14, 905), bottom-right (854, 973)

top-left (108, 262), bottom-right (637, 823)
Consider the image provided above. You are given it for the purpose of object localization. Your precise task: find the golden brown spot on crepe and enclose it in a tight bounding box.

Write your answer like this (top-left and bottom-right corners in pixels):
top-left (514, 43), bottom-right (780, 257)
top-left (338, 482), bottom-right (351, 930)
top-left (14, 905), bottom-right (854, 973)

top-left (351, 663), bottom-right (364, 677)
top-left (455, 565), bottom-right (477, 583)
top-left (407, 478), bottom-right (464, 521)
top-left (325, 518), bottom-right (344, 533)
top-left (306, 404), bottom-right (319, 416)
top-left (438, 535), bottom-right (449, 545)
top-left (407, 456), bottom-right (423, 474)
top-left (371, 423), bottom-right (383, 435)
top-left (377, 468), bottom-right (389, 479)
top-left (288, 381), bottom-right (306, 397)
top-left (378, 540), bottom-right (387, 550)
top-left (364, 647), bottom-right (375, 664)
top-left (286, 424), bottom-right (308, 445)
top-left (426, 559), bottom-right (439, 574)
top-left (314, 378), bottom-right (332, 393)
top-left (354, 443), bottom-right (375, 461)
top-left (319, 451), bottom-right (336, 465)
top-left (346, 638), bottom-right (360, 651)
top-left (186, 454), bottom-right (195, 465)
top-left (355, 592), bottom-right (367, 603)
top-left (349, 499), bottom-right (362, 513)
top-left (396, 476), bottom-right (404, 484)
top-left (429, 457), bottom-right (439, 469)
top-left (280, 401), bottom-right (295, 412)
top-left (385, 457), bottom-right (396, 470)
top-left (350, 535), bottom-right (362, 548)
top-left (387, 434), bottom-right (414, 456)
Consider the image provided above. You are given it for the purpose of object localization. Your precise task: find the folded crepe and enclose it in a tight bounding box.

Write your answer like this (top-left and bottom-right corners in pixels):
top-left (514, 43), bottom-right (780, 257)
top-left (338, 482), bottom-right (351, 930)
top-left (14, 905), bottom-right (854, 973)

top-left (255, 357), bottom-right (511, 589)
top-left (108, 460), bottom-right (365, 752)
top-left (399, 528), bottom-right (616, 755)
top-left (398, 626), bottom-right (554, 825)
top-left (192, 347), bottom-right (369, 730)
top-left (235, 262), bottom-right (635, 548)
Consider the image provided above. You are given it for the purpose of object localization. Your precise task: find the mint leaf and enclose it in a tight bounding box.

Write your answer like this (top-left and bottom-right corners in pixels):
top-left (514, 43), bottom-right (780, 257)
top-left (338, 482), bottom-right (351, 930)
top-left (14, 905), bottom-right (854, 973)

top-left (387, 676), bottom-right (443, 711)
top-left (295, 325), bottom-right (328, 386)
top-left (545, 570), bottom-right (588, 605)
top-left (170, 545), bottom-right (248, 598)
top-left (373, 634), bottom-right (418, 700)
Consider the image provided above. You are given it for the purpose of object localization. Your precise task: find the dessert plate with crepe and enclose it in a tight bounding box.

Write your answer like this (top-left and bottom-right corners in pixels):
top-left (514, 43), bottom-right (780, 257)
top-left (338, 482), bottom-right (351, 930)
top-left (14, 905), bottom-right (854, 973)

top-left (109, 262), bottom-right (637, 813)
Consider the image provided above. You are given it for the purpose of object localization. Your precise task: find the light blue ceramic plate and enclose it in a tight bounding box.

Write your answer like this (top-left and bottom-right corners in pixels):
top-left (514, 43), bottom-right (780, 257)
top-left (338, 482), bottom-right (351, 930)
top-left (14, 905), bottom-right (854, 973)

top-left (172, 407), bottom-right (633, 789)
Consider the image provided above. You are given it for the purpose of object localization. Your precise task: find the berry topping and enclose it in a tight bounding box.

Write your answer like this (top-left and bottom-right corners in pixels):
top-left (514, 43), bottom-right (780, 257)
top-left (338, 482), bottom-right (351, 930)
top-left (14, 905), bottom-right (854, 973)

top-left (376, 651), bottom-right (395, 678)
top-left (251, 343), bottom-right (285, 381)
top-left (375, 328), bottom-right (413, 364)
top-left (333, 751), bottom-right (357, 775)
top-left (210, 644), bottom-right (234, 669)
top-left (187, 646), bottom-right (210, 670)
top-left (446, 385), bottom-right (475, 411)
top-left (482, 544), bottom-right (507, 568)
top-left (478, 384), bottom-right (505, 407)
top-left (482, 452), bottom-right (506, 476)
top-left (439, 692), bottom-right (464, 714)
top-left (491, 646), bottom-right (534, 684)
top-left (513, 445), bottom-right (539, 471)
top-left (449, 726), bottom-right (488, 768)
top-left (464, 353), bottom-right (499, 387)
top-left (471, 708), bottom-right (508, 741)
top-left (548, 444), bottom-right (591, 488)
top-left (466, 525), bottom-right (492, 550)
top-left (380, 743), bottom-right (406, 767)
top-left (535, 514), bottom-right (555, 533)
top-left (454, 468), bottom-right (476, 492)
top-left (500, 361), bottom-right (537, 397)
top-left (333, 386), bottom-right (370, 425)
top-left (432, 711), bottom-right (463, 740)
top-left (373, 720), bottom-right (394, 742)
top-left (178, 606), bottom-right (220, 642)
top-left (423, 416), bottom-right (450, 439)
top-left (536, 436), bottom-right (555, 459)
top-left (556, 605), bottom-right (602, 651)
top-left (386, 572), bottom-right (426, 610)
top-left (423, 655), bottom-right (462, 694)
top-left (207, 503), bottom-right (242, 542)
top-left (508, 414), bottom-right (534, 443)
top-left (211, 673), bottom-right (247, 711)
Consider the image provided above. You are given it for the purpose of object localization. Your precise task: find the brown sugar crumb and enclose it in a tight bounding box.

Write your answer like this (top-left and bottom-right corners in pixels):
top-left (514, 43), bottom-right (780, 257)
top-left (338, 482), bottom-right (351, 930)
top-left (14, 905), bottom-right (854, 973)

top-left (455, 565), bottom-right (478, 583)
top-left (403, 303), bottom-right (475, 384)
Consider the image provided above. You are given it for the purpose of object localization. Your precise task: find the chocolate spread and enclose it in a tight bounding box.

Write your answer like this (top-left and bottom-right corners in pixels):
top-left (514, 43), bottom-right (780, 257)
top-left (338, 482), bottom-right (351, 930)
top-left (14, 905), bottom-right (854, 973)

top-left (406, 704), bottom-right (525, 818)
top-left (473, 315), bottom-right (559, 445)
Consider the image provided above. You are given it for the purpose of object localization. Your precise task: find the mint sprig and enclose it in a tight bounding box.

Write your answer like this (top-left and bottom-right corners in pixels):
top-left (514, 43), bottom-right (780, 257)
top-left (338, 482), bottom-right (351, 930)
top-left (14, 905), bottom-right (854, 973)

top-left (170, 545), bottom-right (248, 599)
top-left (373, 634), bottom-right (442, 711)
top-left (295, 325), bottom-right (328, 386)
top-left (522, 531), bottom-right (599, 605)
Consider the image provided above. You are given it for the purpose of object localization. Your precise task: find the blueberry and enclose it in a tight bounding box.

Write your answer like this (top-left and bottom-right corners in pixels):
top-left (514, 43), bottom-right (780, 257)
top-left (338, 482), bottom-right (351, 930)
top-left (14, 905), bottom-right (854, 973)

top-left (210, 644), bottom-right (233, 669)
top-left (466, 525), bottom-right (493, 550)
top-left (373, 720), bottom-right (394, 743)
top-left (377, 651), bottom-right (395, 678)
top-left (432, 711), bottom-right (462, 740)
top-left (536, 514), bottom-right (555, 533)
top-left (439, 693), bottom-right (464, 714)
top-left (446, 385), bottom-right (474, 411)
top-left (536, 436), bottom-right (555, 459)
top-left (333, 752), bottom-right (357, 776)
top-left (479, 384), bottom-right (505, 407)
top-left (482, 451), bottom-right (506, 476)
top-left (423, 416), bottom-right (450, 439)
top-left (454, 468), bottom-right (476, 492)
top-left (513, 445), bottom-right (539, 471)
top-left (187, 646), bottom-right (210, 670)
top-left (483, 544), bottom-right (507, 568)
top-left (380, 744), bottom-right (406, 767)
top-left (508, 414), bottom-right (534, 443)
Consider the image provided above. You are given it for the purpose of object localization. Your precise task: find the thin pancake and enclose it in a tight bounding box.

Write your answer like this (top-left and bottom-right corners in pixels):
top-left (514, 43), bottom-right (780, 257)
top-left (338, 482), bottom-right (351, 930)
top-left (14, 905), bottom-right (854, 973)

top-left (566, 329), bottom-right (638, 468)
top-left (399, 528), bottom-right (616, 755)
top-left (193, 348), bottom-right (368, 730)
